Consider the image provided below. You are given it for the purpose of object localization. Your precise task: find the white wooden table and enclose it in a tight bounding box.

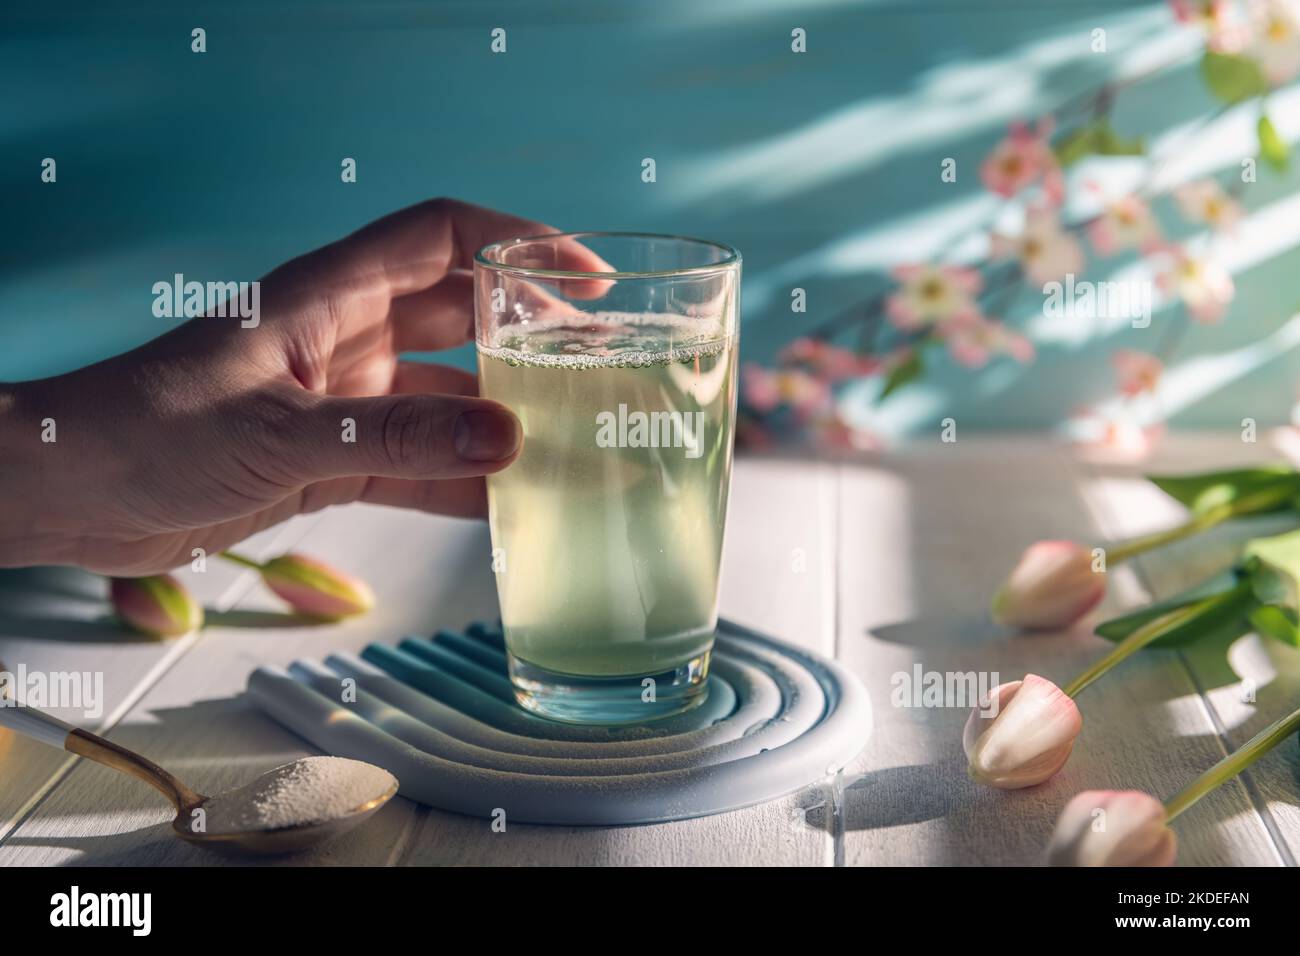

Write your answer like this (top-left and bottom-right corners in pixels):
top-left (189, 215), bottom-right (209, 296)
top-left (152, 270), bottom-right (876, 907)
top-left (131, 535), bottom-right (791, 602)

top-left (2, 433), bottom-right (1297, 866)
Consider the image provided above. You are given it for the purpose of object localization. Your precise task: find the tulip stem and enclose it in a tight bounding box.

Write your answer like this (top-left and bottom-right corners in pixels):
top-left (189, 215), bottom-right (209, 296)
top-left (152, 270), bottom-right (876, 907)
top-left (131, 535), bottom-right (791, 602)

top-left (218, 551), bottom-right (264, 571)
top-left (1163, 704), bottom-right (1300, 823)
top-left (1105, 485), bottom-right (1297, 566)
top-left (1061, 593), bottom-right (1226, 699)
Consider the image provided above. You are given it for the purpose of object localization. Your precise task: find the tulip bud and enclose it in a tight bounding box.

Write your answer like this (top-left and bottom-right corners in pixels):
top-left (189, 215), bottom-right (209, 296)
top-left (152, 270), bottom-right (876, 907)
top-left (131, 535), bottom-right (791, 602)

top-left (109, 574), bottom-right (204, 637)
top-left (1047, 790), bottom-right (1176, 866)
top-left (964, 674), bottom-right (1082, 788)
top-left (992, 540), bottom-right (1105, 631)
top-left (259, 553), bottom-right (374, 620)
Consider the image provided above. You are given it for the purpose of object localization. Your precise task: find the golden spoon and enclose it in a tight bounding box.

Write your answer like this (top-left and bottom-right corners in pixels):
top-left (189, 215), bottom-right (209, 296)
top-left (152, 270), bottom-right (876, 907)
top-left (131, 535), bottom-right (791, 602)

top-left (0, 700), bottom-right (398, 855)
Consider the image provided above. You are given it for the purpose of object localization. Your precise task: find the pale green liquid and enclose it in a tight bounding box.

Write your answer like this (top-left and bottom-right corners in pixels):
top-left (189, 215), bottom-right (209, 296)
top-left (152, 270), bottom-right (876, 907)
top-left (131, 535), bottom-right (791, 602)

top-left (479, 315), bottom-right (737, 678)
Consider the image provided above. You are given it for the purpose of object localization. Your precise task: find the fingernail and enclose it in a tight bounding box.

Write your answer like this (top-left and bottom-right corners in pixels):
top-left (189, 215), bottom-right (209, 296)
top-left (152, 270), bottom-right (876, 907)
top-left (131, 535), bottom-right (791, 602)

top-left (454, 409), bottom-right (521, 462)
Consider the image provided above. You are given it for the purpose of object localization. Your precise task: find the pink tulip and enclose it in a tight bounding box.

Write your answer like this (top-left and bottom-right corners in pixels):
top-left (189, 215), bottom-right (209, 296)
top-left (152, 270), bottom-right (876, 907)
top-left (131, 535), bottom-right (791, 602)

top-left (1047, 790), bottom-right (1177, 866)
top-left (991, 540), bottom-right (1106, 631)
top-left (259, 553), bottom-right (375, 620)
top-left (109, 574), bottom-right (204, 638)
top-left (963, 675), bottom-right (1082, 789)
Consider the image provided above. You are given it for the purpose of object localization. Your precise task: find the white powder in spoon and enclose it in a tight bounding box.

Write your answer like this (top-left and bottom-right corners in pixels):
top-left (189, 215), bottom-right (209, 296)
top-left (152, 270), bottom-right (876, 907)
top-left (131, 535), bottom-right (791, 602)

top-left (202, 756), bottom-right (397, 835)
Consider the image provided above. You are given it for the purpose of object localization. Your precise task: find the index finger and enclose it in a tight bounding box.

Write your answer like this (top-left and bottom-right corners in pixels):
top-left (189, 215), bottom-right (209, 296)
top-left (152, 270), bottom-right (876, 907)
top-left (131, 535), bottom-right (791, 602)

top-left (267, 197), bottom-right (613, 302)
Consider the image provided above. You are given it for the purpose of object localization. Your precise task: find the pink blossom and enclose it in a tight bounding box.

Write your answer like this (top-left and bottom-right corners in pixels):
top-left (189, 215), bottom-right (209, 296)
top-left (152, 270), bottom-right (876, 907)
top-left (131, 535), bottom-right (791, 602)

top-left (980, 119), bottom-right (1058, 199)
top-left (1168, 0), bottom-right (1248, 50)
top-left (884, 264), bottom-right (983, 331)
top-left (778, 337), bottom-right (878, 382)
top-left (991, 540), bottom-right (1106, 631)
top-left (1086, 195), bottom-right (1161, 256)
top-left (1168, 0), bottom-right (1228, 25)
top-left (778, 337), bottom-right (821, 364)
top-left (741, 363), bottom-right (783, 412)
top-left (814, 414), bottom-right (882, 452)
top-left (941, 315), bottom-right (1035, 369)
top-left (778, 369), bottom-right (834, 417)
top-left (1072, 410), bottom-right (1167, 461)
top-left (963, 675), bottom-right (1083, 789)
top-left (1173, 179), bottom-right (1242, 232)
top-left (1156, 246), bottom-right (1234, 323)
top-left (1249, 0), bottom-right (1300, 83)
top-left (1111, 349), bottom-right (1164, 397)
top-left (992, 206), bottom-right (1086, 285)
top-left (741, 364), bottom-right (832, 417)
top-left (1047, 790), bottom-right (1177, 867)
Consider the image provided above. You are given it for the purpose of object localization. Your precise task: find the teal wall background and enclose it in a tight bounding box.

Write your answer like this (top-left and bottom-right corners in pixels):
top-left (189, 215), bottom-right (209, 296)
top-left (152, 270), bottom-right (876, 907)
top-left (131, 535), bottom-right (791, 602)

top-left (4, 0), bottom-right (1299, 434)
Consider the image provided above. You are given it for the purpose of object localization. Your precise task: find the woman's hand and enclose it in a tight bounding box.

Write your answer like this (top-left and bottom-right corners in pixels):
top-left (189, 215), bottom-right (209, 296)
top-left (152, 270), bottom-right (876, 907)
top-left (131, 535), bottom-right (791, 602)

top-left (0, 198), bottom-right (601, 575)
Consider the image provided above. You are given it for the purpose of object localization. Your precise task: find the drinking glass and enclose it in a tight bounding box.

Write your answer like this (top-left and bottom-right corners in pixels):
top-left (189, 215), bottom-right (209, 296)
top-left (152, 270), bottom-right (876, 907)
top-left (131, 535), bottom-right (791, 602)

top-left (474, 233), bottom-right (740, 724)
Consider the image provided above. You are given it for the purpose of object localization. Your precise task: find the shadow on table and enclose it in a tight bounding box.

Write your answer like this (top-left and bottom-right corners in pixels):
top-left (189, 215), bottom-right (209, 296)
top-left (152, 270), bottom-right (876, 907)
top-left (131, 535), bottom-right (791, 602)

top-left (4, 825), bottom-right (194, 867)
top-left (0, 565), bottom-right (325, 642)
top-left (203, 609), bottom-right (323, 629)
top-left (869, 614), bottom-right (1027, 650)
top-left (2, 695), bottom-right (397, 865)
top-left (840, 758), bottom-right (962, 830)
top-left (10, 697), bottom-right (298, 809)
top-left (0, 610), bottom-right (146, 644)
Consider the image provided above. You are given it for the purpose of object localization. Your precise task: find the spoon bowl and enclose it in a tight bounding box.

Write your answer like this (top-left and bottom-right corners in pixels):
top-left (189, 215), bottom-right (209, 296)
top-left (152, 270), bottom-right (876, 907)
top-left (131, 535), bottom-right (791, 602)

top-left (173, 776), bottom-right (400, 855)
top-left (0, 691), bottom-right (399, 857)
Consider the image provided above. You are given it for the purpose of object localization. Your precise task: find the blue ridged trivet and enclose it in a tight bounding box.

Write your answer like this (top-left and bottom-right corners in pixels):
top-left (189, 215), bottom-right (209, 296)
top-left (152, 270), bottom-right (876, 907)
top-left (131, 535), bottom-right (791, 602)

top-left (245, 619), bottom-right (872, 825)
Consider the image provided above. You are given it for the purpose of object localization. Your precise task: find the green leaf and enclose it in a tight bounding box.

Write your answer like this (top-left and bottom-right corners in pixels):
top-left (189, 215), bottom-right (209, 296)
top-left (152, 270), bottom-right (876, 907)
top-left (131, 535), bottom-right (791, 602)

top-left (1052, 119), bottom-right (1145, 168)
top-left (1093, 122), bottom-right (1145, 157)
top-left (1053, 126), bottom-right (1098, 168)
top-left (1146, 465), bottom-right (1300, 516)
top-left (1201, 51), bottom-right (1267, 104)
top-left (1249, 603), bottom-right (1299, 646)
top-left (1096, 526), bottom-right (1300, 653)
top-left (1258, 114), bottom-right (1290, 171)
top-left (877, 351), bottom-right (923, 402)
top-left (1095, 569), bottom-right (1256, 649)
top-left (1241, 531), bottom-right (1300, 646)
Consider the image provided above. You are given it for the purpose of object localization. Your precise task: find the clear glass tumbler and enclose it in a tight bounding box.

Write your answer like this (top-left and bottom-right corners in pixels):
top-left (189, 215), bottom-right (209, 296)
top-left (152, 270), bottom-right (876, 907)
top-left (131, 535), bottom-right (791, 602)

top-left (474, 233), bottom-right (740, 724)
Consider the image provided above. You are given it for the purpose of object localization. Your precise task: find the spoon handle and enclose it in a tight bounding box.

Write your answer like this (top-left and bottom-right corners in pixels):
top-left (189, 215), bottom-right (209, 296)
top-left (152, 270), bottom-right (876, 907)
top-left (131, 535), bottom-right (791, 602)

top-left (0, 703), bottom-right (204, 812)
top-left (0, 704), bottom-right (75, 747)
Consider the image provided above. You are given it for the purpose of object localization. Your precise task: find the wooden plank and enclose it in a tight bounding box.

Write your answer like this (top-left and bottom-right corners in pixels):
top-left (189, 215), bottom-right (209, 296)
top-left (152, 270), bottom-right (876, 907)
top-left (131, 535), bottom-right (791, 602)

top-left (719, 457), bottom-right (838, 656)
top-left (1076, 429), bottom-right (1300, 866)
top-left (0, 505), bottom-right (486, 866)
top-left (835, 436), bottom-right (1281, 866)
top-left (2, 457), bottom-right (837, 866)
top-left (0, 514), bottom-right (318, 845)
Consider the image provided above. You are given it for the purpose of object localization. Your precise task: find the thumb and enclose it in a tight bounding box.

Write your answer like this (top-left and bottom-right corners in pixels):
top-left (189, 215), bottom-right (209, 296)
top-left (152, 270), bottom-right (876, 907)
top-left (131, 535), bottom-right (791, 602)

top-left (272, 392), bottom-right (522, 483)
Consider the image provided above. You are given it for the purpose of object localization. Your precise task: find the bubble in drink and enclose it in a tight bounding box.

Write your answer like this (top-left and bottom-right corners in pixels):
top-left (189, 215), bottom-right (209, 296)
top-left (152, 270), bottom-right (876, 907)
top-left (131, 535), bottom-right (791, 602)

top-left (478, 313), bottom-right (737, 679)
